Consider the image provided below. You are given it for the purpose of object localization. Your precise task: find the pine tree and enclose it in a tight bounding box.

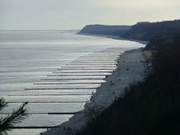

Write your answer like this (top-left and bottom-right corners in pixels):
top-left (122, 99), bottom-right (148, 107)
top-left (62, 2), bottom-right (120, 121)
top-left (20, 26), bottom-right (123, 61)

top-left (0, 98), bottom-right (28, 135)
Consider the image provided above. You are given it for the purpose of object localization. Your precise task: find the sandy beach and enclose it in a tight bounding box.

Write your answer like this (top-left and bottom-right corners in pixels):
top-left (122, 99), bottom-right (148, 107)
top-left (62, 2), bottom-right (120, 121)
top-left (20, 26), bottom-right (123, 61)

top-left (43, 48), bottom-right (146, 135)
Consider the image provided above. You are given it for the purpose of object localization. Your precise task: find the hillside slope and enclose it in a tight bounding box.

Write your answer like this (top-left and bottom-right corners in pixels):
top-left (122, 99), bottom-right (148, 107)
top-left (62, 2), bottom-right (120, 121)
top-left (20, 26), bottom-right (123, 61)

top-left (77, 20), bottom-right (180, 135)
top-left (124, 20), bottom-right (180, 41)
top-left (79, 25), bottom-right (131, 36)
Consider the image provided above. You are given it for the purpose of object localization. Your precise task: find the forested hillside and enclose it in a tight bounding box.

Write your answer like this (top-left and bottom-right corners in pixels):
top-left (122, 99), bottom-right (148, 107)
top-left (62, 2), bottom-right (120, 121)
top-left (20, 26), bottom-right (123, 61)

top-left (77, 20), bottom-right (180, 135)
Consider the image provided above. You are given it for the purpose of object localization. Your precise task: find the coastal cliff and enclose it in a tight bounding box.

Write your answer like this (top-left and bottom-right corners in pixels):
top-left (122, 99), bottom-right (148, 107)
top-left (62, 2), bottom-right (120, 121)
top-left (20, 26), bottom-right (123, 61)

top-left (77, 19), bottom-right (180, 135)
top-left (43, 48), bottom-right (146, 135)
top-left (43, 19), bottom-right (180, 135)
top-left (79, 20), bottom-right (180, 50)
top-left (79, 25), bottom-right (131, 37)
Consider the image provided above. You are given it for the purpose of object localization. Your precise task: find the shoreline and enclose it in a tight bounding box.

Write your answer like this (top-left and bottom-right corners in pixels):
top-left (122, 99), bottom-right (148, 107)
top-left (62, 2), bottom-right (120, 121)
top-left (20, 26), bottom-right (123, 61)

top-left (43, 48), bottom-right (147, 135)
top-left (78, 33), bottom-right (148, 45)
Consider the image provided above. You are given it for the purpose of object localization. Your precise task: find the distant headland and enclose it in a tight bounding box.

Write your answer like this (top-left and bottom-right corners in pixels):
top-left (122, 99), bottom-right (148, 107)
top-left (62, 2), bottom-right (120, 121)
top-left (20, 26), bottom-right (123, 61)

top-left (79, 19), bottom-right (180, 50)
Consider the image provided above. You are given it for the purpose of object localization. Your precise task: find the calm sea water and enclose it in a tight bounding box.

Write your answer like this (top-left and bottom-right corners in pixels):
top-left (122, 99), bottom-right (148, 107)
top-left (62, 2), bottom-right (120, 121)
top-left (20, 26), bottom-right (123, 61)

top-left (0, 30), bottom-right (144, 135)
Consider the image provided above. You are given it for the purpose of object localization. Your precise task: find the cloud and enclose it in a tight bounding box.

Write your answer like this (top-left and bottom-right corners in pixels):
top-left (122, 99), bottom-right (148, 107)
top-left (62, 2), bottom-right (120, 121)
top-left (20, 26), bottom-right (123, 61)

top-left (0, 0), bottom-right (180, 29)
top-left (99, 0), bottom-right (180, 9)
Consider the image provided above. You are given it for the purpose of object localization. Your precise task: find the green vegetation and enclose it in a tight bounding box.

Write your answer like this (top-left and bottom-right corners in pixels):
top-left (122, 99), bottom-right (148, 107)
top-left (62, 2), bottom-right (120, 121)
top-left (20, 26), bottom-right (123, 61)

top-left (77, 20), bottom-right (180, 135)
top-left (0, 99), bottom-right (28, 135)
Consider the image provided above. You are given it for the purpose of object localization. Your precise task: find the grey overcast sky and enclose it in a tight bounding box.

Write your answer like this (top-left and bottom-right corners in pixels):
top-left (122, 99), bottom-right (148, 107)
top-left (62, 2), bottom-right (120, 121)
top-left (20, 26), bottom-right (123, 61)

top-left (0, 0), bottom-right (180, 30)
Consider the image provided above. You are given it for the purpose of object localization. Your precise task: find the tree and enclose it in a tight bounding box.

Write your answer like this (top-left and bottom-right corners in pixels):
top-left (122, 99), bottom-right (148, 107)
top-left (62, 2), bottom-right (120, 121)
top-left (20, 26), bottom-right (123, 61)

top-left (0, 98), bottom-right (28, 135)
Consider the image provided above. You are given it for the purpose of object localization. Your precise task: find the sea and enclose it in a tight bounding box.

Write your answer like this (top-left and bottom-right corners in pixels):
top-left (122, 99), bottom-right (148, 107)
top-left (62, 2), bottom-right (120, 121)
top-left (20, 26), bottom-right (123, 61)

top-left (0, 30), bottom-right (144, 135)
